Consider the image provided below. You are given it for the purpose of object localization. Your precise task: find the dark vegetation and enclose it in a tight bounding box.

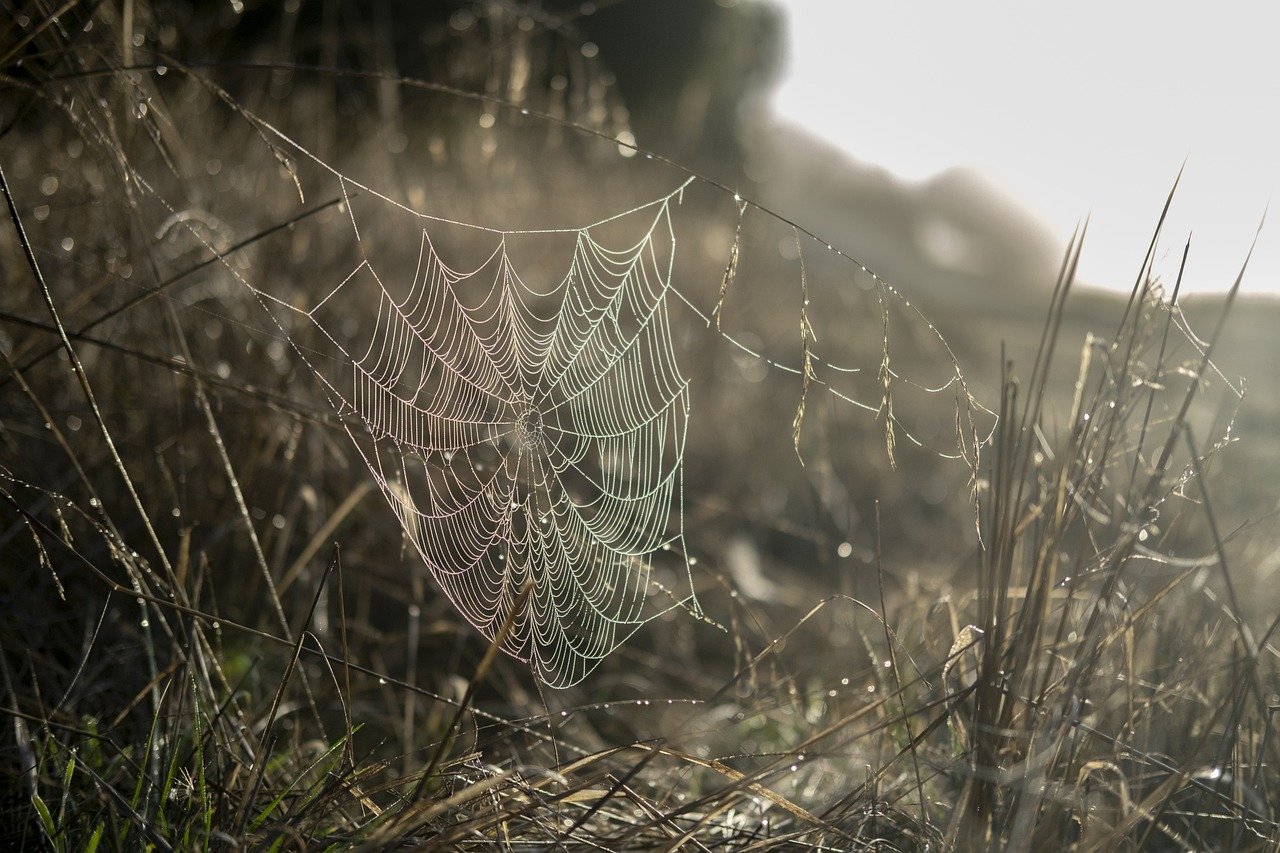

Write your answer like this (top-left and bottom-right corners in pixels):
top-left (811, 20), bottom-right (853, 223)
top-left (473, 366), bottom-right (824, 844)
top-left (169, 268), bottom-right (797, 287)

top-left (2, 2), bottom-right (1279, 849)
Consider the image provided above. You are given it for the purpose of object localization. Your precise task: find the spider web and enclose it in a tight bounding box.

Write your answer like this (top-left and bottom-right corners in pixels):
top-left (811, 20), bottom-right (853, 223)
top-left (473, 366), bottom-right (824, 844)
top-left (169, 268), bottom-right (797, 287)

top-left (256, 178), bottom-right (698, 687)
top-left (142, 73), bottom-right (995, 687)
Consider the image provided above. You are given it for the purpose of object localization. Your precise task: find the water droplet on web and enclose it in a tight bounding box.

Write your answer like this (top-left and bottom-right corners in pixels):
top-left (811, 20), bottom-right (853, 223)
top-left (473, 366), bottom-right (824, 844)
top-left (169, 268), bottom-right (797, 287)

top-left (615, 130), bottom-right (637, 158)
top-left (837, 541), bottom-right (852, 558)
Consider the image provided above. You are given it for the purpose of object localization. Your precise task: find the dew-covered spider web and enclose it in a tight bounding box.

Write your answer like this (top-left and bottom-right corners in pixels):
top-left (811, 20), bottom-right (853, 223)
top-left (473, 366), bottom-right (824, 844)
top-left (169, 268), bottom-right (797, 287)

top-left (228, 158), bottom-right (997, 685)
top-left (242, 174), bottom-right (702, 686)
top-left (135, 81), bottom-right (999, 687)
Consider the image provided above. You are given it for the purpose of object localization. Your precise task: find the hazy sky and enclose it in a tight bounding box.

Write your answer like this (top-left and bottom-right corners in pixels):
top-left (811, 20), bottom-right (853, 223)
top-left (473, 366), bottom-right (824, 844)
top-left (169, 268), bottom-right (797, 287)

top-left (770, 1), bottom-right (1280, 296)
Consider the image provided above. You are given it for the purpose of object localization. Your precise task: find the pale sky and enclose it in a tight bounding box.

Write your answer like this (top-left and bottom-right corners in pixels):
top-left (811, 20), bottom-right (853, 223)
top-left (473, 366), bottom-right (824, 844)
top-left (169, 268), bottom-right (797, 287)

top-left (769, 1), bottom-right (1280, 296)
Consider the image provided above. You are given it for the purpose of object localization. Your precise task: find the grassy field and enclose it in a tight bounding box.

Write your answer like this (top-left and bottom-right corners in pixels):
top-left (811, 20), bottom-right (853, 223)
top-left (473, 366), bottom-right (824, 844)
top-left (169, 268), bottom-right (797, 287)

top-left (3, 3), bottom-right (1278, 849)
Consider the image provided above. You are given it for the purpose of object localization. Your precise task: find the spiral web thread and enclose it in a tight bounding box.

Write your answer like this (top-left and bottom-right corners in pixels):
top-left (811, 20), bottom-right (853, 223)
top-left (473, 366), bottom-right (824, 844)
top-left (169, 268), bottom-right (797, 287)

top-left (262, 179), bottom-right (698, 687)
